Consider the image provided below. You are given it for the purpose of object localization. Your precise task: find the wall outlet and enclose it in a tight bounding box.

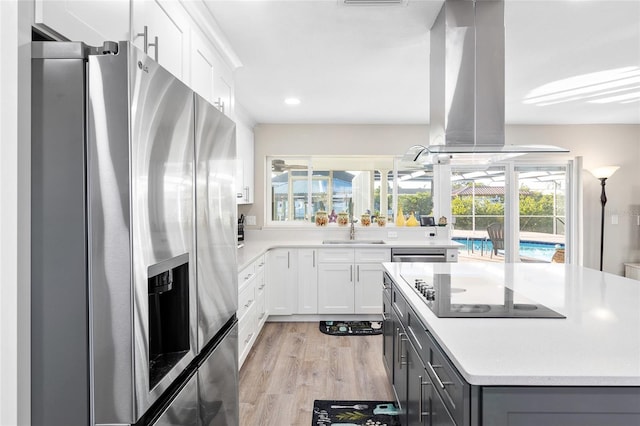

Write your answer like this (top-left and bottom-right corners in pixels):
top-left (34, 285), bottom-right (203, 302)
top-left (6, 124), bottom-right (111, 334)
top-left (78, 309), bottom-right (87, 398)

top-left (387, 231), bottom-right (398, 239)
top-left (611, 214), bottom-right (618, 225)
top-left (245, 215), bottom-right (256, 226)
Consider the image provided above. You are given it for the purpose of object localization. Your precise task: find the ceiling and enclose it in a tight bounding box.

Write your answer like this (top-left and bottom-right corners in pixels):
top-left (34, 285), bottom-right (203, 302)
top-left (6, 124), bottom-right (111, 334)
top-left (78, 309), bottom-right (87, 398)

top-left (204, 0), bottom-right (640, 125)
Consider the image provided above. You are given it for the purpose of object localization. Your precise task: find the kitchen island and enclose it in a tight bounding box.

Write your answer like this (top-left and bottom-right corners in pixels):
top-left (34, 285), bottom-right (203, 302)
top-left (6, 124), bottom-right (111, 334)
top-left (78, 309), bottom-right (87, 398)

top-left (383, 262), bottom-right (640, 426)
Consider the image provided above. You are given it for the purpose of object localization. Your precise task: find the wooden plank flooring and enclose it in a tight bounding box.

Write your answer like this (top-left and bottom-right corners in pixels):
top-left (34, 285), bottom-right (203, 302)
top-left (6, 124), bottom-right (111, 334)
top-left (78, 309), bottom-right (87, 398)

top-left (239, 322), bottom-right (395, 425)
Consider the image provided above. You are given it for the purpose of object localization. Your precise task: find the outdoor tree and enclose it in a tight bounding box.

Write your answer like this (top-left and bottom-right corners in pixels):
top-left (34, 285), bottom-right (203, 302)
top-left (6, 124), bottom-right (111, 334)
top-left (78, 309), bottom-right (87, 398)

top-left (399, 192), bottom-right (433, 217)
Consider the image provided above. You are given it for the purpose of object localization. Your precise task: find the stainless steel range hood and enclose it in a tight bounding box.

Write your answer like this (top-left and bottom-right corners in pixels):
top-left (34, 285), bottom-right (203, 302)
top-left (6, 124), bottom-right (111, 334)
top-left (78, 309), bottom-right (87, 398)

top-left (408, 0), bottom-right (568, 165)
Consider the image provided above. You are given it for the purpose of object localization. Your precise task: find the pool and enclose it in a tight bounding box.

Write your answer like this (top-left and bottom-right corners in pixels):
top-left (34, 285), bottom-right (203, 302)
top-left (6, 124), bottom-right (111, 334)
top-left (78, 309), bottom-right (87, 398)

top-left (453, 238), bottom-right (564, 262)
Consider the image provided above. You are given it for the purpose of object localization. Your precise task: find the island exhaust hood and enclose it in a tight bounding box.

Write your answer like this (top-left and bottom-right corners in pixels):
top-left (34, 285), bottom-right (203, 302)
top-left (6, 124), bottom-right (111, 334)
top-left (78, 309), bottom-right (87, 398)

top-left (406, 0), bottom-right (568, 166)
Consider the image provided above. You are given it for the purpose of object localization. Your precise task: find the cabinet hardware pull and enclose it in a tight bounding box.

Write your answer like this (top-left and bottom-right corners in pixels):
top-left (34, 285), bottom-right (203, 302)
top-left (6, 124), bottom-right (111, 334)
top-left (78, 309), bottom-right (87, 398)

top-left (418, 375), bottom-right (431, 422)
top-left (312, 251), bottom-right (315, 267)
top-left (357, 265), bottom-right (360, 281)
top-left (214, 97), bottom-right (225, 114)
top-left (427, 362), bottom-right (454, 388)
top-left (148, 35), bottom-right (158, 62)
top-left (398, 332), bottom-right (408, 368)
top-left (136, 26), bottom-right (149, 54)
top-left (350, 265), bottom-right (353, 282)
top-left (237, 193), bottom-right (243, 198)
top-left (287, 252), bottom-right (290, 268)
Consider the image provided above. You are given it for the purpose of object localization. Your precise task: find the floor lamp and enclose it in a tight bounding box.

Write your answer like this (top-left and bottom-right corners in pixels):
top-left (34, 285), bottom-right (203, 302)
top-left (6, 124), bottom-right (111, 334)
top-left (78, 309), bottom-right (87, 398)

top-left (589, 166), bottom-right (620, 271)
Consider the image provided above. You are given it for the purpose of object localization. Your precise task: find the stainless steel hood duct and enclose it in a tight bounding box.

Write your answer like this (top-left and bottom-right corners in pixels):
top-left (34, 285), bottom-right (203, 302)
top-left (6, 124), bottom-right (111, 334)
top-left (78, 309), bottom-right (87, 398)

top-left (406, 0), bottom-right (567, 166)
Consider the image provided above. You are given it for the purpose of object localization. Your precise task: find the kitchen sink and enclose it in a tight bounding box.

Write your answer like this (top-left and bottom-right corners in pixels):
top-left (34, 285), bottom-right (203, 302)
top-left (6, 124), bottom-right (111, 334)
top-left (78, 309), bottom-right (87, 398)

top-left (322, 240), bottom-right (386, 245)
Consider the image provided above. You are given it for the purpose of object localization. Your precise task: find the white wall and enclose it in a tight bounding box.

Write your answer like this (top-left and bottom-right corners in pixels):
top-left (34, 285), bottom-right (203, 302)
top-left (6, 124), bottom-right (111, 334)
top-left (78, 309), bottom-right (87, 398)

top-left (1, 1), bottom-right (33, 424)
top-left (241, 123), bottom-right (640, 274)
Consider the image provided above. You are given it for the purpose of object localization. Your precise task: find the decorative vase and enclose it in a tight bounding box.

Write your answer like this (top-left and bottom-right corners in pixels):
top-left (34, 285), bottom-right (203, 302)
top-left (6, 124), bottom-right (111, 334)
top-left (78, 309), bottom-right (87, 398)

top-left (377, 215), bottom-right (387, 227)
top-left (396, 208), bottom-right (405, 226)
top-left (360, 214), bottom-right (371, 227)
top-left (337, 212), bottom-right (349, 226)
top-left (406, 212), bottom-right (419, 227)
top-left (315, 211), bottom-right (328, 226)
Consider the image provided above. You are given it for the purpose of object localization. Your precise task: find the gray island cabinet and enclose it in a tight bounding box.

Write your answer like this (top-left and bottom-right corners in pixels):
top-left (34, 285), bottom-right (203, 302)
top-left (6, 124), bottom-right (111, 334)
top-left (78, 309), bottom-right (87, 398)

top-left (383, 263), bottom-right (640, 426)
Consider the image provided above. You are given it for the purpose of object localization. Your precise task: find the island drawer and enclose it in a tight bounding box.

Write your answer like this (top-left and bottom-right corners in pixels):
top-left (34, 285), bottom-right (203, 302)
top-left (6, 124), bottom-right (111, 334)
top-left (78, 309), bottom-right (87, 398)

top-left (425, 331), bottom-right (467, 426)
top-left (391, 285), bottom-right (406, 321)
top-left (405, 305), bottom-right (428, 355)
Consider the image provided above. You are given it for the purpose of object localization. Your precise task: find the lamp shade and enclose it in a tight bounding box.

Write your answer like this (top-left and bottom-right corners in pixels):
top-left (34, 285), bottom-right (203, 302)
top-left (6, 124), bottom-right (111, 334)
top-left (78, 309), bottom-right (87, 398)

top-left (589, 166), bottom-right (620, 179)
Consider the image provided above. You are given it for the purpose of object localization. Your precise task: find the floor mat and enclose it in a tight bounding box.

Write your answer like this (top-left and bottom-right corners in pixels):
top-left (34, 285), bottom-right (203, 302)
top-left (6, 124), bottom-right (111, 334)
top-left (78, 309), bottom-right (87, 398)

top-left (312, 400), bottom-right (400, 426)
top-left (319, 320), bottom-right (383, 336)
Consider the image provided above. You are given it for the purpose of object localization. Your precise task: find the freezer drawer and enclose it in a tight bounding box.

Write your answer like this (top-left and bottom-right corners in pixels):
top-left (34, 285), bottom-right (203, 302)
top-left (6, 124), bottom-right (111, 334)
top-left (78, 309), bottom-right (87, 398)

top-left (198, 322), bottom-right (239, 425)
top-left (151, 374), bottom-right (198, 426)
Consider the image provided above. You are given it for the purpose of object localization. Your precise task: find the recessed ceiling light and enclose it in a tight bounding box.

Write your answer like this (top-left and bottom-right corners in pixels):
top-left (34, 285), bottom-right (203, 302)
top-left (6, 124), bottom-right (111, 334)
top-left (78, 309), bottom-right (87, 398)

top-left (284, 98), bottom-right (301, 105)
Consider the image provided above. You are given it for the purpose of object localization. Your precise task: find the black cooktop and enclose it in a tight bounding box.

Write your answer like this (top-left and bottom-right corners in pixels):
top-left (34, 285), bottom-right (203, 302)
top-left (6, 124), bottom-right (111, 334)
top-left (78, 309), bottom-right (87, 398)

top-left (403, 273), bottom-right (565, 319)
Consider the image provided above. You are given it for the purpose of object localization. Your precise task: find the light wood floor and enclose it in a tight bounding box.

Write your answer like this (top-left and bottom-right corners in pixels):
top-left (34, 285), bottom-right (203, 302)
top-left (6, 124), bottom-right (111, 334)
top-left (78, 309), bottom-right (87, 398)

top-left (239, 322), bottom-right (395, 426)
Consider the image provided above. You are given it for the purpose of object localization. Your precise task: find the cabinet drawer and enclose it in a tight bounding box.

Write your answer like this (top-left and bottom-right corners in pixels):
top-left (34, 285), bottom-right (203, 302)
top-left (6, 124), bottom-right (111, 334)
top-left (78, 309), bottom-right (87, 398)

top-left (425, 331), bottom-right (467, 426)
top-left (238, 281), bottom-right (255, 321)
top-left (318, 248), bottom-right (355, 263)
top-left (391, 286), bottom-right (406, 321)
top-left (238, 310), bottom-right (256, 361)
top-left (406, 306), bottom-right (428, 355)
top-left (256, 291), bottom-right (267, 327)
top-left (255, 254), bottom-right (266, 273)
top-left (238, 262), bottom-right (255, 288)
top-left (354, 248), bottom-right (390, 263)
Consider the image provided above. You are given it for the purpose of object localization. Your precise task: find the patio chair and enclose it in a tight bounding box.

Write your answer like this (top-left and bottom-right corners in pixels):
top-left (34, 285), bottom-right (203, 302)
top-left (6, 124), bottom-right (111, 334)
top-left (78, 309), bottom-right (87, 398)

top-left (487, 222), bottom-right (504, 258)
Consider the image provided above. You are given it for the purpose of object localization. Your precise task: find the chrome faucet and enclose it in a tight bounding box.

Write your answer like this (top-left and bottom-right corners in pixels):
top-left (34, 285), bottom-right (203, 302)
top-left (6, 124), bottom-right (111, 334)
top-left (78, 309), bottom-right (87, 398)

top-left (348, 200), bottom-right (355, 240)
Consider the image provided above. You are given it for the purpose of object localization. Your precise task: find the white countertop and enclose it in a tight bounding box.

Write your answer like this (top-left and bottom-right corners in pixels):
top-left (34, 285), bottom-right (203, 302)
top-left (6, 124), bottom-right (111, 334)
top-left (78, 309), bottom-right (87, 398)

top-left (236, 239), bottom-right (462, 270)
top-left (384, 262), bottom-right (640, 386)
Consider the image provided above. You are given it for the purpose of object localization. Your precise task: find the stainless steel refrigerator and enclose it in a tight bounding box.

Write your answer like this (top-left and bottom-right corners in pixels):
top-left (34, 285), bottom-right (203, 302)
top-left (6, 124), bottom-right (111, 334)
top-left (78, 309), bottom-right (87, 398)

top-left (31, 41), bottom-right (238, 426)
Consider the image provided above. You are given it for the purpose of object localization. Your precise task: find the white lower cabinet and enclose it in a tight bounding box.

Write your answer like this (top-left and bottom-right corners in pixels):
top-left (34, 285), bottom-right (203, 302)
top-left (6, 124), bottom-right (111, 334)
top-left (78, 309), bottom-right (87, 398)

top-left (297, 249), bottom-right (318, 314)
top-left (266, 248), bottom-right (297, 316)
top-left (238, 254), bottom-right (266, 368)
top-left (318, 248), bottom-right (390, 314)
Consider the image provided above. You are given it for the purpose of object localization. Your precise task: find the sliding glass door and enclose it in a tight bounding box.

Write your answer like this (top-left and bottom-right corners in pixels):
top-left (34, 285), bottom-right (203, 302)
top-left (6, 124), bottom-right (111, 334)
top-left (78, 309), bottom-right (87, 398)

top-left (515, 165), bottom-right (567, 263)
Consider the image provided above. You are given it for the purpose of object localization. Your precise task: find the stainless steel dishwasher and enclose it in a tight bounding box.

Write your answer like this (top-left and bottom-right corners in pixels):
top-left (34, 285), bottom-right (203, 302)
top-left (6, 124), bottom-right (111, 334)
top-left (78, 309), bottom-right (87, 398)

top-left (391, 247), bottom-right (458, 263)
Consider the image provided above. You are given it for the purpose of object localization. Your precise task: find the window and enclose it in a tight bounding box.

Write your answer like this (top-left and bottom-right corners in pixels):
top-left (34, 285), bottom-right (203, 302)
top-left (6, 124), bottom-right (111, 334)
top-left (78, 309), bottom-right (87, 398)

top-left (268, 156), bottom-right (395, 225)
top-left (266, 155), bottom-right (573, 265)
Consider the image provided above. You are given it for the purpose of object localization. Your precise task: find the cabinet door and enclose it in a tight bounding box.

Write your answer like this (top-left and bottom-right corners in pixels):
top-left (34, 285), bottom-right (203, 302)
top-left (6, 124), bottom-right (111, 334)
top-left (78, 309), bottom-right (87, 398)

top-left (407, 341), bottom-right (430, 426)
top-left (266, 249), bottom-right (296, 315)
top-left (392, 309), bottom-right (408, 416)
top-left (297, 249), bottom-right (318, 314)
top-left (382, 292), bottom-right (394, 381)
top-left (235, 119), bottom-right (254, 204)
top-left (317, 263), bottom-right (354, 314)
top-left (34, 0), bottom-right (129, 46)
top-left (131, 0), bottom-right (190, 81)
top-left (190, 30), bottom-right (216, 103)
top-left (354, 262), bottom-right (384, 314)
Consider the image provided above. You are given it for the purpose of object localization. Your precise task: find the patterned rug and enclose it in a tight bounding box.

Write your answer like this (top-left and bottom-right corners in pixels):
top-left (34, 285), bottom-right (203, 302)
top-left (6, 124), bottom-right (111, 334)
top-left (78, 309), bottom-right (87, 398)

top-left (312, 400), bottom-right (400, 426)
top-left (319, 321), bottom-right (383, 336)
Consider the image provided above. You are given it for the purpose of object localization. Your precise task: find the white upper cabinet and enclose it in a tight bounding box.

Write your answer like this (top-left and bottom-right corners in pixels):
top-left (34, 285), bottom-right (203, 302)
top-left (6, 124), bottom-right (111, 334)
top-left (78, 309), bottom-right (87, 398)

top-left (34, 0), bottom-right (130, 45)
top-left (190, 26), bottom-right (235, 117)
top-left (235, 117), bottom-right (254, 204)
top-left (34, 0), bottom-right (240, 114)
top-left (131, 0), bottom-right (191, 82)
